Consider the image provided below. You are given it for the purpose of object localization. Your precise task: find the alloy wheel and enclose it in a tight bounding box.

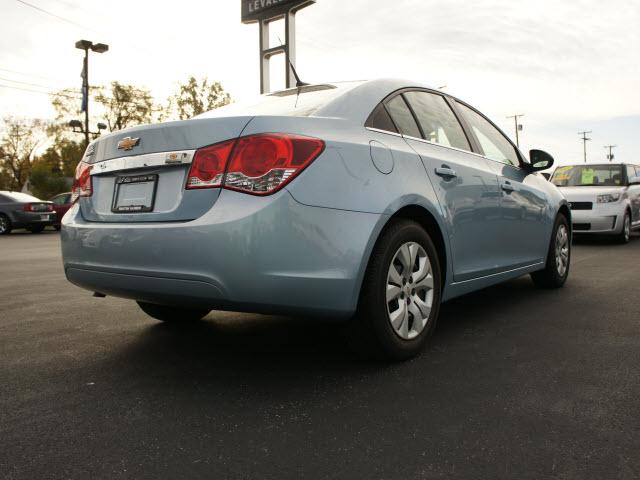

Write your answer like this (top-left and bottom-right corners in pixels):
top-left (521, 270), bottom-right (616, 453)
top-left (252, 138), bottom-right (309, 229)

top-left (386, 242), bottom-right (434, 340)
top-left (624, 215), bottom-right (631, 242)
top-left (555, 224), bottom-right (569, 277)
top-left (0, 216), bottom-right (8, 234)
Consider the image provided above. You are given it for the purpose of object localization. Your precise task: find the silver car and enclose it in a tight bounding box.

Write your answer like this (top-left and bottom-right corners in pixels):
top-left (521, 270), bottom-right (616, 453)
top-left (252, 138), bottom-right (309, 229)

top-left (550, 163), bottom-right (640, 243)
top-left (61, 79), bottom-right (570, 359)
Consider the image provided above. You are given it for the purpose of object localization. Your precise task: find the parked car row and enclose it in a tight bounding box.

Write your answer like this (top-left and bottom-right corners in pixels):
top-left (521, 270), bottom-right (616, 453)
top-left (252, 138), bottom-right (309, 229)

top-left (0, 191), bottom-right (72, 235)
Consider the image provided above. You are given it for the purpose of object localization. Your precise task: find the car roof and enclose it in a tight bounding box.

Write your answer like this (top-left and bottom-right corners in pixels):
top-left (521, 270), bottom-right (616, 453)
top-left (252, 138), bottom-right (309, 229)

top-left (198, 79), bottom-right (445, 125)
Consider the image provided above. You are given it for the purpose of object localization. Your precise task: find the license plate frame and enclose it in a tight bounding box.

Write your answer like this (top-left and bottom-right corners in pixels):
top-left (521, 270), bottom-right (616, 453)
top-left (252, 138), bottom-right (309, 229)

top-left (40, 214), bottom-right (49, 221)
top-left (111, 174), bottom-right (158, 213)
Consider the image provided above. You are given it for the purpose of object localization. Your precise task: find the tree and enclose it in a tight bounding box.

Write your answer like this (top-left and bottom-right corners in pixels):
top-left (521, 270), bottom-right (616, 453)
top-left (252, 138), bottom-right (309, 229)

top-left (0, 118), bottom-right (45, 191)
top-left (37, 137), bottom-right (85, 177)
top-left (165, 77), bottom-right (231, 120)
top-left (27, 163), bottom-right (71, 199)
top-left (95, 81), bottom-right (155, 132)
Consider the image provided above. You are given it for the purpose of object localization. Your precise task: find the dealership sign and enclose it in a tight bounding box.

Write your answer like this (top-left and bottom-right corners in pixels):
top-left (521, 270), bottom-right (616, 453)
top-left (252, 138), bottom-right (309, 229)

top-left (241, 0), bottom-right (315, 23)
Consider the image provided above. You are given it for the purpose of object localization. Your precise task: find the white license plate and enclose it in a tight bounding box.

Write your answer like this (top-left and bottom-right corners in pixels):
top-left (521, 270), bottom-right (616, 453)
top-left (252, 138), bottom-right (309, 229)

top-left (40, 215), bottom-right (49, 221)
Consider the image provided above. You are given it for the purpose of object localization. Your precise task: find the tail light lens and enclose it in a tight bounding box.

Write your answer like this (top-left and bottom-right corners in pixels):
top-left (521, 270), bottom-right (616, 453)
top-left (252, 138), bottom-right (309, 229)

top-left (225, 134), bottom-right (324, 195)
top-left (186, 133), bottom-right (324, 195)
top-left (71, 161), bottom-right (92, 202)
top-left (186, 140), bottom-right (235, 189)
top-left (23, 203), bottom-right (54, 212)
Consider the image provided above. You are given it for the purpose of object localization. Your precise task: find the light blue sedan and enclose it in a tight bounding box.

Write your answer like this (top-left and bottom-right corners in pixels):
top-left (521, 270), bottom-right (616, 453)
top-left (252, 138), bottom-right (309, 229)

top-left (61, 79), bottom-right (570, 359)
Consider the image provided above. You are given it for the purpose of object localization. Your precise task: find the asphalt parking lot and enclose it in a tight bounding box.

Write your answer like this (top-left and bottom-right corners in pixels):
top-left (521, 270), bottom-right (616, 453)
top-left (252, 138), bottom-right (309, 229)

top-left (1, 230), bottom-right (639, 480)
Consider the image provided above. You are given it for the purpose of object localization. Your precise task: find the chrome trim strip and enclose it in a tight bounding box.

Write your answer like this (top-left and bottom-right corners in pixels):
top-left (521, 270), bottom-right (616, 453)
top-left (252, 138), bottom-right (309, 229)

top-left (401, 134), bottom-right (489, 159)
top-left (90, 150), bottom-right (196, 176)
top-left (365, 127), bottom-right (403, 138)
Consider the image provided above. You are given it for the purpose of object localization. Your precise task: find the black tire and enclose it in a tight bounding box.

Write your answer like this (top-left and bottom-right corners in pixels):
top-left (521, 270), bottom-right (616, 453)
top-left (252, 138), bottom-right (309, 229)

top-left (531, 213), bottom-right (570, 289)
top-left (614, 210), bottom-right (631, 244)
top-left (137, 301), bottom-right (210, 323)
top-left (27, 225), bottom-right (45, 234)
top-left (0, 214), bottom-right (11, 235)
top-left (350, 219), bottom-right (442, 361)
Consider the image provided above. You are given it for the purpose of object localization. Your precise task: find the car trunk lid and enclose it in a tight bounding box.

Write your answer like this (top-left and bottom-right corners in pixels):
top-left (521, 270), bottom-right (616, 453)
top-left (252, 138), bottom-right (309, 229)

top-left (80, 116), bottom-right (252, 223)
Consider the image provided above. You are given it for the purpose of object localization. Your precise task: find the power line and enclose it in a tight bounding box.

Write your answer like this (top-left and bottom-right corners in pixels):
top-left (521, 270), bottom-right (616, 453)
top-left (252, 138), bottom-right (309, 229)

top-left (0, 75), bottom-right (59, 90)
top-left (14, 0), bottom-right (98, 33)
top-left (0, 67), bottom-right (69, 83)
top-left (0, 83), bottom-right (81, 99)
top-left (0, 83), bottom-right (163, 112)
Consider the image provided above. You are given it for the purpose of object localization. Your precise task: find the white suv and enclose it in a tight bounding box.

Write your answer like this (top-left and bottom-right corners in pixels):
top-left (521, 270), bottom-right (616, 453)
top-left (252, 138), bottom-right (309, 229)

top-left (551, 163), bottom-right (640, 243)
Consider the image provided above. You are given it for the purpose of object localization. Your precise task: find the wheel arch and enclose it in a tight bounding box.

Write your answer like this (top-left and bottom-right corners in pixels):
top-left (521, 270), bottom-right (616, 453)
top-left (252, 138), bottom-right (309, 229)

top-left (353, 202), bottom-right (450, 313)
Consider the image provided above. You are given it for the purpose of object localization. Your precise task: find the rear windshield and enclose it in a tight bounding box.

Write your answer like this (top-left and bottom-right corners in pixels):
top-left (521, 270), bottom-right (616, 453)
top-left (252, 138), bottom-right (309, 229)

top-left (197, 82), bottom-right (363, 118)
top-left (551, 165), bottom-right (625, 187)
top-left (1, 192), bottom-right (42, 202)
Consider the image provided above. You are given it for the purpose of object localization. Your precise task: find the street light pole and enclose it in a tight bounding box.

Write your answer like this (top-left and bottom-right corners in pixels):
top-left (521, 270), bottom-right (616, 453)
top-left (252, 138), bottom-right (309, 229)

top-left (507, 114), bottom-right (524, 148)
top-left (604, 145), bottom-right (617, 162)
top-left (578, 131), bottom-right (592, 163)
top-left (75, 40), bottom-right (108, 147)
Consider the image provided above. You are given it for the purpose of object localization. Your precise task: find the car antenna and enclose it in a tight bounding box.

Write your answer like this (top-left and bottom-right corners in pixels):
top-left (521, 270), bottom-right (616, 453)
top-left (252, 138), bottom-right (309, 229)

top-left (276, 35), bottom-right (308, 88)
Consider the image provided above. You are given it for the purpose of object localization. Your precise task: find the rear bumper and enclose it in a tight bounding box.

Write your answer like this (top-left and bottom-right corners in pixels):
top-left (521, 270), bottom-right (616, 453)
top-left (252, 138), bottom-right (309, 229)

top-left (61, 190), bottom-right (384, 317)
top-left (571, 205), bottom-right (625, 234)
top-left (10, 211), bottom-right (55, 228)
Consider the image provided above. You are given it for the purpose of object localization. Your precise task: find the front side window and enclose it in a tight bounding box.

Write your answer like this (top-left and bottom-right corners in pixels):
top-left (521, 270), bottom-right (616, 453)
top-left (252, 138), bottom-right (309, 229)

top-left (403, 91), bottom-right (470, 151)
top-left (456, 102), bottom-right (520, 166)
top-left (384, 95), bottom-right (422, 139)
top-left (551, 165), bottom-right (625, 187)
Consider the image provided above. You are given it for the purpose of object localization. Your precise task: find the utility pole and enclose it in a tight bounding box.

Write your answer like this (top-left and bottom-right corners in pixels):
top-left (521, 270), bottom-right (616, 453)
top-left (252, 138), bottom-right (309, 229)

top-left (75, 40), bottom-right (108, 146)
top-left (578, 131), bottom-right (592, 163)
top-left (507, 114), bottom-right (524, 147)
top-left (604, 145), bottom-right (617, 162)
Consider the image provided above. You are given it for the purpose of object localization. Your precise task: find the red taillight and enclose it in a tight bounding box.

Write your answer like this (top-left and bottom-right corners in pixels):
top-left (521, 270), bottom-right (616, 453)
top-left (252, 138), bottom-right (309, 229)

top-left (225, 134), bottom-right (324, 195)
top-left (186, 140), bottom-right (235, 190)
top-left (186, 133), bottom-right (324, 195)
top-left (71, 161), bottom-right (92, 202)
top-left (23, 203), bottom-right (53, 212)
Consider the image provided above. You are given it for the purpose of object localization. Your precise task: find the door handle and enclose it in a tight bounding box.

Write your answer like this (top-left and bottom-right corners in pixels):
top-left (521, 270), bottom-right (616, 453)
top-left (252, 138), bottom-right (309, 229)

top-left (501, 181), bottom-right (515, 193)
top-left (435, 166), bottom-right (457, 179)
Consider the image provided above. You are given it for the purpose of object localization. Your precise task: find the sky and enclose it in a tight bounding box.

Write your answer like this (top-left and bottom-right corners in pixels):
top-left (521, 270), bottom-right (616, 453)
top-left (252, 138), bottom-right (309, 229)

top-left (0, 0), bottom-right (639, 165)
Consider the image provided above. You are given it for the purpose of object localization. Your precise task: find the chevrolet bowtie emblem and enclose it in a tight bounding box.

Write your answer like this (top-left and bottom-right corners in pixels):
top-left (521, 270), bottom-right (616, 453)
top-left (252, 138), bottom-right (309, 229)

top-left (117, 137), bottom-right (140, 151)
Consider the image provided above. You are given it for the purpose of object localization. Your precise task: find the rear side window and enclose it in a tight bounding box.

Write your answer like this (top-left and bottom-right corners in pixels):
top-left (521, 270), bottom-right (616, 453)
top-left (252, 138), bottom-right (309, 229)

top-left (456, 102), bottom-right (520, 166)
top-left (404, 91), bottom-right (470, 151)
top-left (384, 95), bottom-right (421, 138)
top-left (365, 104), bottom-right (398, 133)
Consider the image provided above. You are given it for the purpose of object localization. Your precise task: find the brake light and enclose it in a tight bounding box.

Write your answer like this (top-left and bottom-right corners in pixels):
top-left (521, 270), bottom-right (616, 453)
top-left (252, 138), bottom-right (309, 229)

top-left (186, 133), bottom-right (324, 195)
top-left (71, 161), bottom-right (92, 202)
top-left (23, 203), bottom-right (53, 212)
top-left (186, 140), bottom-right (235, 189)
top-left (225, 134), bottom-right (324, 195)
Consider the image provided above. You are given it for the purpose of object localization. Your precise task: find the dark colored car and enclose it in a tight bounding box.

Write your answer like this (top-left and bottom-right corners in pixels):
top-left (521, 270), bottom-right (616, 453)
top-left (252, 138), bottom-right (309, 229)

top-left (50, 192), bottom-right (72, 230)
top-left (0, 191), bottom-right (55, 235)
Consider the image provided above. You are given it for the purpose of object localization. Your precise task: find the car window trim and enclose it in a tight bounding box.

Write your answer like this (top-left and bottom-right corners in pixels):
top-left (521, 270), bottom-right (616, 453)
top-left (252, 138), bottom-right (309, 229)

top-left (383, 94), bottom-right (422, 139)
top-left (402, 90), bottom-right (474, 153)
top-left (452, 99), bottom-right (526, 169)
top-left (367, 87), bottom-right (480, 155)
top-left (402, 134), bottom-right (489, 159)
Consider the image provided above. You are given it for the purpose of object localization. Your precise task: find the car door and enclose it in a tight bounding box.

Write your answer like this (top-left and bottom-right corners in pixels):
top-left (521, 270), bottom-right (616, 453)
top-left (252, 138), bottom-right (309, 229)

top-left (384, 90), bottom-right (503, 282)
top-left (454, 101), bottom-right (550, 267)
top-left (627, 165), bottom-right (640, 227)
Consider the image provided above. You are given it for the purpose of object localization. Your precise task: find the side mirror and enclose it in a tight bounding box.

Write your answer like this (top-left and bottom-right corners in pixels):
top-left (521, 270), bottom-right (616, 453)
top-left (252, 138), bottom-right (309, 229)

top-left (527, 149), bottom-right (554, 172)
